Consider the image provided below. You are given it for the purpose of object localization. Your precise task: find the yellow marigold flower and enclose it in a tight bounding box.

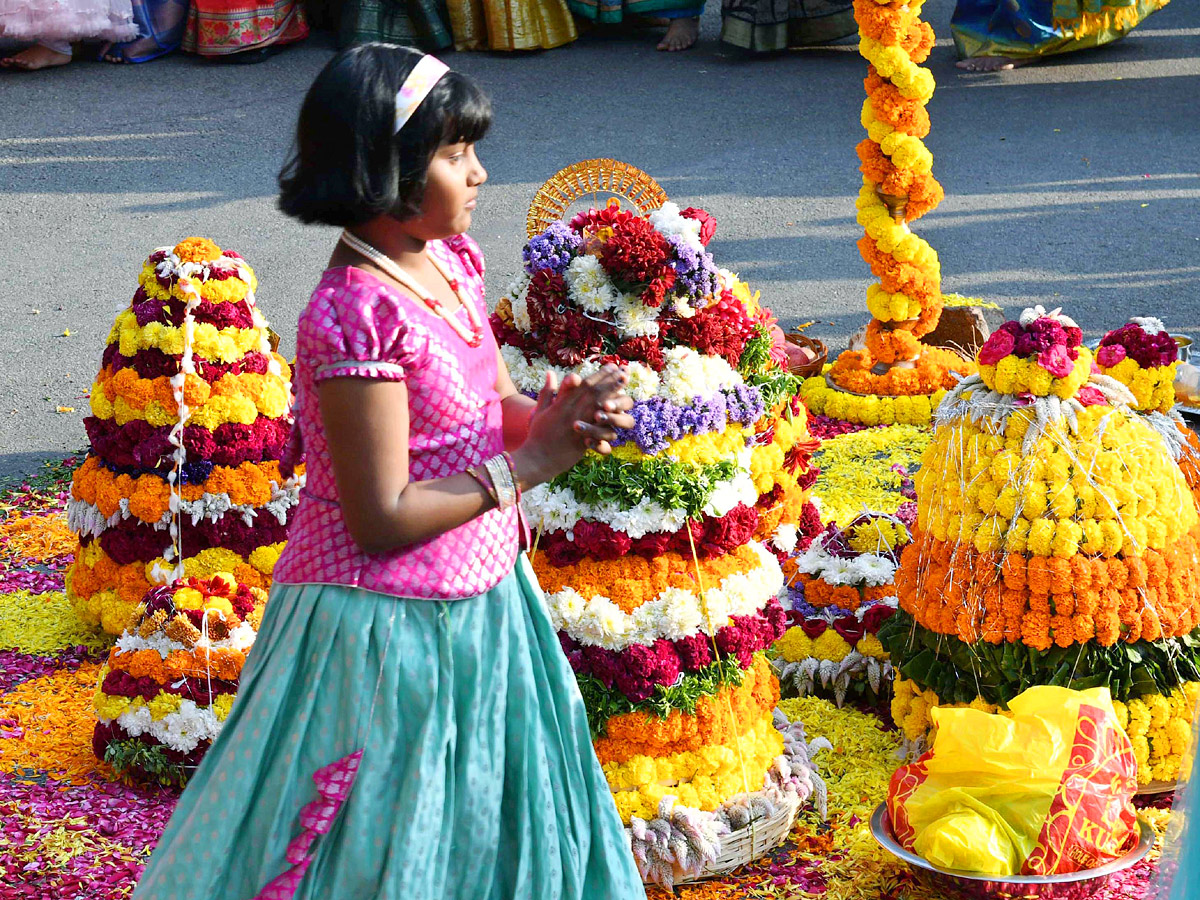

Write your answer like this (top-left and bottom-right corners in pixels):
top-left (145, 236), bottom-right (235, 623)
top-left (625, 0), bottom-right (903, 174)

top-left (775, 627), bottom-right (815, 664)
top-left (813, 630), bottom-right (852, 663)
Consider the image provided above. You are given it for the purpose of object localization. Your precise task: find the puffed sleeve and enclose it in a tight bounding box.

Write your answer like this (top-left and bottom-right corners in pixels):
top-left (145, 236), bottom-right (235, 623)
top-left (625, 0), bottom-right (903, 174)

top-left (299, 269), bottom-right (428, 384)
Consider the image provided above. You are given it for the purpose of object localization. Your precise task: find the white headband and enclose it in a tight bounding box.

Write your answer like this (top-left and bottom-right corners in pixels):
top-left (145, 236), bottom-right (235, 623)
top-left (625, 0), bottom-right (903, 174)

top-left (394, 55), bottom-right (450, 134)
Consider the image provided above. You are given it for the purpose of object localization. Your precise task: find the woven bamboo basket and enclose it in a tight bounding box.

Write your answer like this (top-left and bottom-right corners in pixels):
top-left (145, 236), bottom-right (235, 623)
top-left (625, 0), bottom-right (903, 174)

top-left (526, 159), bottom-right (670, 239)
top-left (670, 792), bottom-right (802, 886)
top-left (784, 331), bottom-right (827, 379)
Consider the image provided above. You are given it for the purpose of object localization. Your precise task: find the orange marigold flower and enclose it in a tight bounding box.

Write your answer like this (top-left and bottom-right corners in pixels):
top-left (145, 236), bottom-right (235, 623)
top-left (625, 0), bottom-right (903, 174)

top-left (173, 236), bottom-right (223, 263)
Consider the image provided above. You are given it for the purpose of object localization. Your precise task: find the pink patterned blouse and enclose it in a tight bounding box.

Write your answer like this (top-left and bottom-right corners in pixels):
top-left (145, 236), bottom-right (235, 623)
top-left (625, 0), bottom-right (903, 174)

top-left (273, 235), bottom-right (520, 600)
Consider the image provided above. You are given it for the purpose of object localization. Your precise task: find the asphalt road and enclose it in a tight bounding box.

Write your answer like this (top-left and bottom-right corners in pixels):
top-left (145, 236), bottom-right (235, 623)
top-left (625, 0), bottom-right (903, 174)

top-left (1, 0), bottom-right (1198, 480)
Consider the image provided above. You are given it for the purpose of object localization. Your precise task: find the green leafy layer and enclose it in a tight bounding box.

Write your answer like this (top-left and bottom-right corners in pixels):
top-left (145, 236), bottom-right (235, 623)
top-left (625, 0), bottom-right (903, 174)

top-left (553, 456), bottom-right (739, 517)
top-left (104, 739), bottom-right (192, 788)
top-left (576, 655), bottom-right (750, 740)
top-left (879, 610), bottom-right (1200, 706)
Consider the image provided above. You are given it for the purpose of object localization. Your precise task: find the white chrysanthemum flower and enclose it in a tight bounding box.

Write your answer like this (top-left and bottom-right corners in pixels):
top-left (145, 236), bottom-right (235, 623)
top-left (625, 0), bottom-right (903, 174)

top-left (595, 597), bottom-right (632, 640)
top-left (552, 588), bottom-right (587, 627)
top-left (673, 295), bottom-right (697, 320)
top-left (227, 622), bottom-right (258, 651)
top-left (614, 293), bottom-right (660, 338)
top-left (660, 347), bottom-right (741, 404)
top-left (772, 523), bottom-right (799, 555)
top-left (823, 558), bottom-right (858, 586)
top-left (1132, 316), bottom-right (1167, 335)
top-left (566, 255), bottom-right (619, 314)
top-left (703, 470), bottom-right (758, 519)
top-left (499, 345), bottom-right (535, 392)
top-left (701, 585), bottom-right (733, 628)
top-left (856, 554), bottom-right (896, 586)
top-left (1019, 305), bottom-right (1047, 327)
top-left (649, 201), bottom-right (703, 247)
top-left (623, 362), bottom-right (661, 401)
top-left (659, 590), bottom-right (703, 640)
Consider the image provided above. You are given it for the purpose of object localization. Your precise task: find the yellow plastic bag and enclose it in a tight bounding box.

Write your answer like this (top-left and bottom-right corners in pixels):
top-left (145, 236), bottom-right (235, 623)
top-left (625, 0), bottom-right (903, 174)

top-left (886, 686), bottom-right (1139, 877)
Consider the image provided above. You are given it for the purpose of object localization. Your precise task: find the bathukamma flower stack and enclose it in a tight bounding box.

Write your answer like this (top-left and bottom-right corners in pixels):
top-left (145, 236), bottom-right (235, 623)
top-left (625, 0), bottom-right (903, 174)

top-left (91, 573), bottom-right (266, 785)
top-left (66, 238), bottom-right (300, 636)
top-left (882, 305), bottom-right (1200, 787)
top-left (62, 237), bottom-right (301, 784)
top-left (774, 512), bottom-right (908, 704)
top-left (494, 202), bottom-right (825, 885)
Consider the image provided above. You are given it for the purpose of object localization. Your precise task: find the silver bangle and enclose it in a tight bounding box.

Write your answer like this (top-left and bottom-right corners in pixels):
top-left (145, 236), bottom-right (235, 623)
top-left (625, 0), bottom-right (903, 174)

top-left (484, 455), bottom-right (516, 510)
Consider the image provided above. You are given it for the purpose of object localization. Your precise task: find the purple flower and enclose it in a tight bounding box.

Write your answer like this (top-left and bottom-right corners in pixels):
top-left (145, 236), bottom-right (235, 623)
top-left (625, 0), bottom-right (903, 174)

top-left (521, 222), bottom-right (581, 275)
top-left (612, 386), bottom-right (764, 454)
top-left (668, 235), bottom-right (719, 300)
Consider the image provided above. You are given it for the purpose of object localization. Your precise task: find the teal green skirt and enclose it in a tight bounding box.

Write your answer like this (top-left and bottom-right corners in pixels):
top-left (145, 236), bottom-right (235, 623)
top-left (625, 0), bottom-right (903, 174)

top-left (132, 558), bottom-right (645, 900)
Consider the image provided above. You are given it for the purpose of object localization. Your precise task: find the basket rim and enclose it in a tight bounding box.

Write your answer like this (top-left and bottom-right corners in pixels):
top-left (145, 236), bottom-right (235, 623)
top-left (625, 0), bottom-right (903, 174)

top-left (868, 803), bottom-right (1154, 885)
top-left (670, 792), bottom-right (802, 885)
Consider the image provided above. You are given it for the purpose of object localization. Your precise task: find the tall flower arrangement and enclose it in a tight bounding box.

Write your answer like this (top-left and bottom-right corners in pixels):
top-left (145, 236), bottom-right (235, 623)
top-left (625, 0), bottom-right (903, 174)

top-left (803, 0), bottom-right (974, 425)
top-left (882, 306), bottom-right (1200, 786)
top-left (494, 202), bottom-right (826, 885)
top-left (66, 238), bottom-right (299, 635)
top-left (64, 238), bottom-right (302, 784)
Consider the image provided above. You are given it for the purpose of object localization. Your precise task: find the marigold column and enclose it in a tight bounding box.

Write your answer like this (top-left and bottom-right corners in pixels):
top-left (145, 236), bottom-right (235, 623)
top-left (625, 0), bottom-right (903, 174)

top-left (802, 0), bottom-right (975, 427)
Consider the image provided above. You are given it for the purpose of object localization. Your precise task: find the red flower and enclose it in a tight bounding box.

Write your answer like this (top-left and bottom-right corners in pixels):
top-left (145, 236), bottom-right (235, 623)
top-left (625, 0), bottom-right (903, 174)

top-left (601, 217), bottom-right (671, 289)
top-left (978, 329), bottom-right (1015, 366)
top-left (570, 203), bottom-right (635, 235)
top-left (861, 603), bottom-right (896, 634)
top-left (669, 291), bottom-right (756, 367)
top-left (681, 207), bottom-right (717, 246)
top-left (832, 616), bottom-right (866, 645)
top-left (573, 520), bottom-right (632, 560)
top-left (640, 267), bottom-right (676, 308)
top-left (616, 336), bottom-right (665, 371)
top-left (800, 619), bottom-right (828, 639)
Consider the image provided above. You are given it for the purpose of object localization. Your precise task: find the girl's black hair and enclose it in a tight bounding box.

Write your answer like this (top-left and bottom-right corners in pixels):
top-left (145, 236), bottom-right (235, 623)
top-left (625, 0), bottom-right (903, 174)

top-left (278, 44), bottom-right (492, 227)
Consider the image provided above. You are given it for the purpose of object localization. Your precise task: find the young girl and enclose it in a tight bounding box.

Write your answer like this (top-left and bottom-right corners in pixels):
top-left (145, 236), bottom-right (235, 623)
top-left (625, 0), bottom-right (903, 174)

top-left (132, 45), bottom-right (648, 900)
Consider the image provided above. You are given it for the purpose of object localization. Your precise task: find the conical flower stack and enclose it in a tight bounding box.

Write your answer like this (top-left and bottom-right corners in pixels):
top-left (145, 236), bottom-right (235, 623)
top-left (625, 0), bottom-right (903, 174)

top-left (63, 237), bottom-right (302, 784)
top-left (66, 238), bottom-right (299, 636)
top-left (773, 511), bottom-right (910, 704)
top-left (883, 306), bottom-right (1200, 786)
top-left (493, 202), bottom-right (826, 885)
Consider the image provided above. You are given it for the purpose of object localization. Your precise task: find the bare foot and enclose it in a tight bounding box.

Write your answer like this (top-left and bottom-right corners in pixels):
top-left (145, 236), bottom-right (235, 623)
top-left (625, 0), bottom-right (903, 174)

top-left (100, 36), bottom-right (168, 63)
top-left (657, 16), bottom-right (699, 51)
top-left (0, 44), bottom-right (71, 70)
top-left (955, 56), bottom-right (1029, 72)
